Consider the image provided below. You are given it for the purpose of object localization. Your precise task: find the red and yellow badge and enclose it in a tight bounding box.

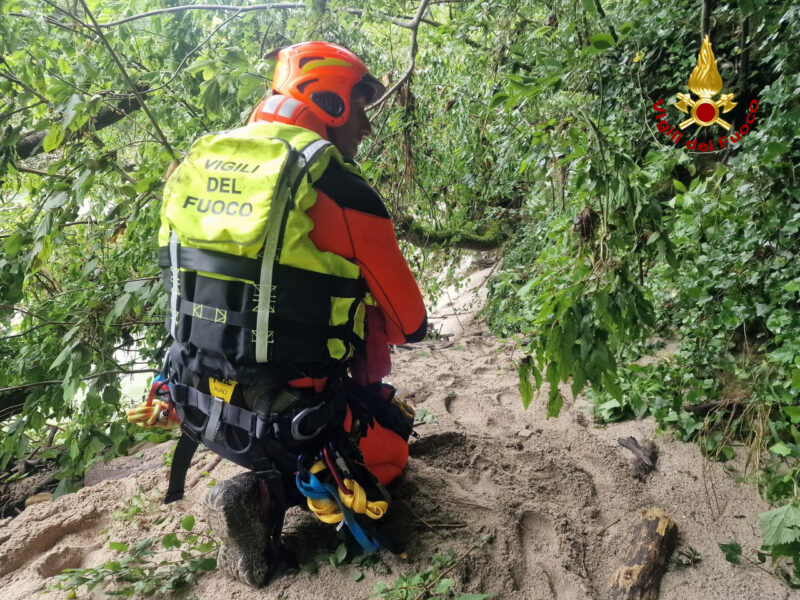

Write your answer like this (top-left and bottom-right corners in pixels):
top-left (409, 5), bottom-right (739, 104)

top-left (651, 34), bottom-right (759, 152)
top-left (674, 35), bottom-right (737, 130)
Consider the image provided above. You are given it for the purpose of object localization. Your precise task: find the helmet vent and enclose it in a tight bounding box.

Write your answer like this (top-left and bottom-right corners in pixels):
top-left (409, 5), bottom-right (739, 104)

top-left (299, 56), bottom-right (323, 68)
top-left (311, 92), bottom-right (345, 118)
top-left (296, 79), bottom-right (318, 93)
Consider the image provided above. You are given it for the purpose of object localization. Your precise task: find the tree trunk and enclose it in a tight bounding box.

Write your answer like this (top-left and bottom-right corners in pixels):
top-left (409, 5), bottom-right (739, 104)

top-left (608, 508), bottom-right (678, 600)
top-left (14, 96), bottom-right (143, 159)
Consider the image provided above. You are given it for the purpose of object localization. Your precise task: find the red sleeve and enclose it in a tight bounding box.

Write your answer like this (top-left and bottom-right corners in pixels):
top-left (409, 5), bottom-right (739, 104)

top-left (307, 191), bottom-right (427, 344)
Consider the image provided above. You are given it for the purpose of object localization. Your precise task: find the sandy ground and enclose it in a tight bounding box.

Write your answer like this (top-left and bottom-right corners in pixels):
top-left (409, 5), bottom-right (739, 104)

top-left (0, 265), bottom-right (793, 600)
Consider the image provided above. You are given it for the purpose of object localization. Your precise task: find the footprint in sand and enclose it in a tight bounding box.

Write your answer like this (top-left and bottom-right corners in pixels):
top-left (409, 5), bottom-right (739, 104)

top-left (35, 544), bottom-right (97, 578)
top-left (443, 393), bottom-right (483, 425)
top-left (517, 511), bottom-right (583, 600)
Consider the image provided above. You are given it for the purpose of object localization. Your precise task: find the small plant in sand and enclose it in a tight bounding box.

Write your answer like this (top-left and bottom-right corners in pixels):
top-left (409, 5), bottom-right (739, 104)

top-left (371, 536), bottom-right (492, 600)
top-left (112, 487), bottom-right (160, 523)
top-left (48, 515), bottom-right (217, 598)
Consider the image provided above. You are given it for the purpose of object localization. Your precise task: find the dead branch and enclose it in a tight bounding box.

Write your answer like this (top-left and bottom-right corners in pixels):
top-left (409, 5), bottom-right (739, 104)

top-left (14, 96), bottom-right (143, 159)
top-left (618, 436), bottom-right (658, 481)
top-left (93, 3), bottom-right (304, 27)
top-left (682, 396), bottom-right (748, 416)
top-left (77, 0), bottom-right (177, 159)
top-left (0, 368), bottom-right (158, 395)
top-left (370, 0), bottom-right (431, 108)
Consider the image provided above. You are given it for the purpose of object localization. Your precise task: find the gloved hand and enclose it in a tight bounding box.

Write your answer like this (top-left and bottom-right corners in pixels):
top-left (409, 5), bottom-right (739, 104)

top-left (126, 399), bottom-right (180, 428)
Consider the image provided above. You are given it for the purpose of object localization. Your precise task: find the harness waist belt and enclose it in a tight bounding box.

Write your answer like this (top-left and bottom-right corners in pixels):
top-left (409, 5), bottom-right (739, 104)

top-left (171, 382), bottom-right (337, 442)
top-left (159, 245), bottom-right (261, 282)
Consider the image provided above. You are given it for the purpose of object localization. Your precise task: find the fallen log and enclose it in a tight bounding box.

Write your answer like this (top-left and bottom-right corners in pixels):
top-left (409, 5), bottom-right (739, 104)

top-left (14, 96), bottom-right (143, 159)
top-left (682, 396), bottom-right (747, 417)
top-left (608, 508), bottom-right (678, 600)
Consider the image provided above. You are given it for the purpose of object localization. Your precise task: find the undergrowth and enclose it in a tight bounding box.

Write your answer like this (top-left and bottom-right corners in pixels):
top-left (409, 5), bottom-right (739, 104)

top-left (48, 515), bottom-right (217, 598)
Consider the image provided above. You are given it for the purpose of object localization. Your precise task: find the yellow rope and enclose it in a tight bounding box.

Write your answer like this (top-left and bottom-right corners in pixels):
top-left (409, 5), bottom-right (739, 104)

top-left (305, 462), bottom-right (388, 523)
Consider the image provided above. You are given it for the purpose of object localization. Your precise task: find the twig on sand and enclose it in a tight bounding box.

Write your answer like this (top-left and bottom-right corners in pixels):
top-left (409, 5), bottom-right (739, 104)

top-left (408, 505), bottom-right (467, 530)
top-left (448, 498), bottom-right (491, 510)
top-left (599, 518), bottom-right (621, 534)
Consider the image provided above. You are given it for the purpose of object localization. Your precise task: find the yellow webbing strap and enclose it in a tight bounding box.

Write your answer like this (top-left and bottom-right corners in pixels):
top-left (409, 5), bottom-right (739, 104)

top-left (340, 479), bottom-right (388, 520)
top-left (305, 462), bottom-right (389, 523)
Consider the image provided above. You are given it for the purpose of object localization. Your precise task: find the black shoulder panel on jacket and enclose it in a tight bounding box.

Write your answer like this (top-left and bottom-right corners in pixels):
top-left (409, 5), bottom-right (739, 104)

top-left (315, 160), bottom-right (390, 218)
top-left (405, 314), bottom-right (428, 343)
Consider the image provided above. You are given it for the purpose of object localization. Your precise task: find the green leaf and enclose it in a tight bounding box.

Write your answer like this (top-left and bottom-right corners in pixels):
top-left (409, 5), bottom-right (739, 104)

top-left (3, 232), bottom-right (25, 257)
top-left (42, 191), bottom-right (69, 212)
top-left (238, 73), bottom-right (265, 102)
top-left (335, 542), bottom-right (347, 564)
top-left (769, 442), bottom-right (793, 457)
top-left (782, 280), bottom-right (800, 293)
top-left (581, 0), bottom-right (598, 16)
top-left (107, 292), bottom-right (132, 322)
top-left (201, 79), bottom-right (222, 116)
top-left (760, 504), bottom-right (800, 546)
top-left (49, 340), bottom-right (78, 371)
top-left (589, 33), bottom-right (616, 50)
top-left (546, 387), bottom-right (563, 418)
top-left (673, 179), bottom-right (687, 192)
top-left (161, 533), bottom-right (180, 550)
top-left (489, 92), bottom-right (509, 109)
top-left (456, 595), bottom-right (491, 600)
top-left (764, 141), bottom-right (789, 160)
top-left (196, 557), bottom-right (217, 571)
top-left (181, 515), bottom-right (195, 531)
top-left (186, 58), bottom-right (215, 75)
top-left (782, 406), bottom-right (800, 423)
top-left (62, 94), bottom-right (82, 130)
top-left (193, 541), bottom-right (216, 553)
top-left (109, 542), bottom-right (129, 552)
top-left (223, 48), bottom-right (249, 68)
top-left (518, 356), bottom-right (536, 410)
top-left (738, 0), bottom-right (754, 14)
top-left (350, 569), bottom-right (364, 582)
top-left (719, 541), bottom-right (742, 564)
top-left (435, 578), bottom-right (454, 594)
top-left (42, 125), bottom-right (65, 153)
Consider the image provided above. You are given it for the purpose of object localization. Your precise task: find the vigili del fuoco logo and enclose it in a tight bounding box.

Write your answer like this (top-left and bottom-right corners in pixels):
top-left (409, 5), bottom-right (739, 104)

top-left (652, 35), bottom-right (759, 152)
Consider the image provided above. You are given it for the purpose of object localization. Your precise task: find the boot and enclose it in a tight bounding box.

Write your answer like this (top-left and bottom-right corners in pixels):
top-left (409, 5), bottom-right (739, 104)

top-left (204, 472), bottom-right (270, 587)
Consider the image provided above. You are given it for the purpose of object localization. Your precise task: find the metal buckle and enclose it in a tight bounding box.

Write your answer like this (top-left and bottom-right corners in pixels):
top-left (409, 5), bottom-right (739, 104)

top-left (290, 402), bottom-right (326, 441)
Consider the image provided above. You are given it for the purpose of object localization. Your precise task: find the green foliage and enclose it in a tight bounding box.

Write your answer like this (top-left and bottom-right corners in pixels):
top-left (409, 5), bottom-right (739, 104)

top-left (371, 540), bottom-right (491, 600)
top-left (112, 487), bottom-right (159, 523)
top-left (720, 541), bottom-right (743, 565)
top-left (414, 409), bottom-right (439, 425)
top-left (2, 0), bottom-right (800, 586)
top-left (481, 0), bottom-right (800, 580)
top-left (48, 515), bottom-right (217, 598)
top-left (670, 546), bottom-right (702, 570)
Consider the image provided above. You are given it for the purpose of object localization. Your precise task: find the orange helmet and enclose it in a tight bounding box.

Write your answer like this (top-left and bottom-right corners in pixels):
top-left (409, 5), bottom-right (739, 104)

top-left (270, 41), bottom-right (386, 128)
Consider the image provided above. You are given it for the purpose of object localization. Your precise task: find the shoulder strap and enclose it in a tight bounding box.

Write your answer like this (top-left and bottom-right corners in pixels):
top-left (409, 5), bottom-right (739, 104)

top-left (255, 137), bottom-right (333, 363)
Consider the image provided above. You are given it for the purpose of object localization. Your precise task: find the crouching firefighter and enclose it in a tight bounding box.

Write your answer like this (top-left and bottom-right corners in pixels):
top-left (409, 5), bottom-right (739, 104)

top-left (126, 41), bottom-right (427, 587)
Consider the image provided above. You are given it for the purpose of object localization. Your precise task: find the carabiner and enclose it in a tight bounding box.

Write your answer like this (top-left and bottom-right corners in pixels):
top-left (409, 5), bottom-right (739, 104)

top-left (291, 403), bottom-right (326, 441)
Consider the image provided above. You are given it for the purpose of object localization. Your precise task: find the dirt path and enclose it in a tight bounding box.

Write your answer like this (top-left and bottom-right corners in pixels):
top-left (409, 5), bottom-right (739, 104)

top-left (0, 275), bottom-right (791, 600)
